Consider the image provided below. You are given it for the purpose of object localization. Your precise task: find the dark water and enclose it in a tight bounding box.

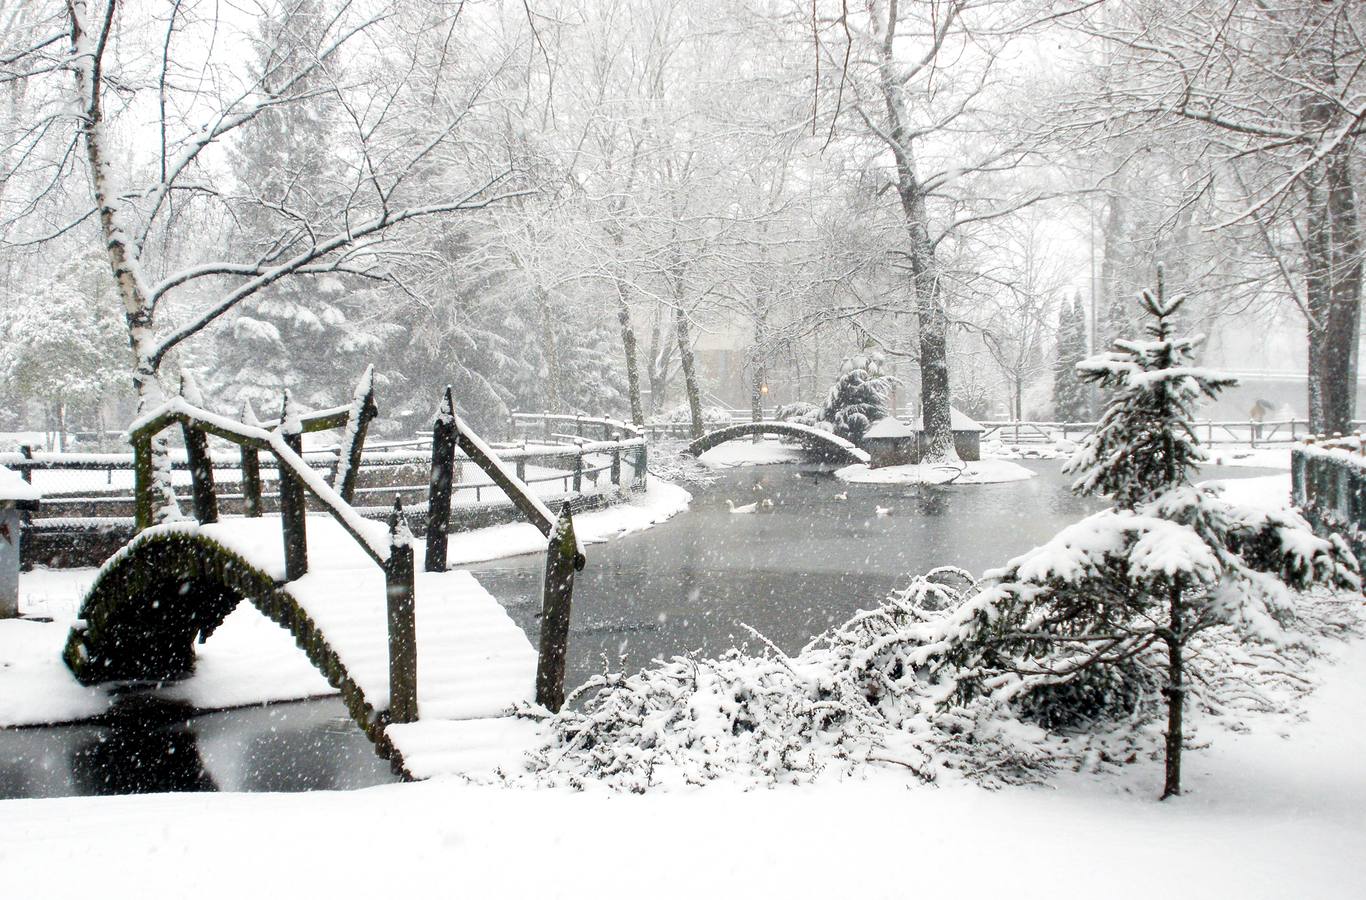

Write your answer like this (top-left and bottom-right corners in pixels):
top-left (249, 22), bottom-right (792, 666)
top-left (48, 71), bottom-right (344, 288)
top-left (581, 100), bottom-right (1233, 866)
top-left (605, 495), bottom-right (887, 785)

top-left (0, 458), bottom-right (1280, 798)
top-left (0, 695), bottom-right (399, 799)
top-left (470, 458), bottom-right (1282, 692)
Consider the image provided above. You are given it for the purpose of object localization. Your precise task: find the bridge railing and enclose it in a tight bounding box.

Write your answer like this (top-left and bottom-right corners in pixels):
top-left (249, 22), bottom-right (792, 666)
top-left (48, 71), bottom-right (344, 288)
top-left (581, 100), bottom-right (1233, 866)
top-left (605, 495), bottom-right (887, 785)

top-left (7, 418), bottom-right (647, 524)
top-left (1291, 434), bottom-right (1366, 563)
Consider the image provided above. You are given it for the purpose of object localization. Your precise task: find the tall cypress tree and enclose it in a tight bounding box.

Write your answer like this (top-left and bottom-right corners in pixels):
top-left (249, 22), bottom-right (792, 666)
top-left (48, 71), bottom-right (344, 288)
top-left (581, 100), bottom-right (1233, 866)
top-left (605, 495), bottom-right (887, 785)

top-left (1052, 294), bottom-right (1090, 422)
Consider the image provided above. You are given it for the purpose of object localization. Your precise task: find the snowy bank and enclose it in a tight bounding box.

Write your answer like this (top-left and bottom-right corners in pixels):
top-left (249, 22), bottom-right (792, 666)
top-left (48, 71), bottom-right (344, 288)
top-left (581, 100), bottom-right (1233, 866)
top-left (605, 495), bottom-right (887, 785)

top-left (835, 458), bottom-right (1036, 485)
top-left (3, 637), bottom-right (1364, 900)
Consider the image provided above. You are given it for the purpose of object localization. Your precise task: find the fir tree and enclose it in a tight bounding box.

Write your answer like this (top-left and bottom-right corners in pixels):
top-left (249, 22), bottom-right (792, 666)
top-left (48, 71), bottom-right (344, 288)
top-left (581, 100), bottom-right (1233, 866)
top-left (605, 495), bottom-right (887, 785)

top-left (1051, 294), bottom-right (1090, 422)
top-left (930, 271), bottom-right (1358, 799)
top-left (820, 351), bottom-right (896, 443)
top-left (1064, 272), bottom-right (1230, 506)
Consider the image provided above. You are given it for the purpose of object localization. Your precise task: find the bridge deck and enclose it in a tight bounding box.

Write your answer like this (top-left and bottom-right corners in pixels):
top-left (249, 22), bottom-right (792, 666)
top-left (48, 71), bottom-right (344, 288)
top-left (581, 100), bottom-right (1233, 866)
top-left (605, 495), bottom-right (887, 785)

top-left (113, 516), bottom-right (539, 779)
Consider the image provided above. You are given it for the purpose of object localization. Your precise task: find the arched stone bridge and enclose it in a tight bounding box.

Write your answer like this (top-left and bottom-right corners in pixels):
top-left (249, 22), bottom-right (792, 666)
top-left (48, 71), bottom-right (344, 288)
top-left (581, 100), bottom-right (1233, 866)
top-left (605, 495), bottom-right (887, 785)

top-left (685, 421), bottom-right (870, 464)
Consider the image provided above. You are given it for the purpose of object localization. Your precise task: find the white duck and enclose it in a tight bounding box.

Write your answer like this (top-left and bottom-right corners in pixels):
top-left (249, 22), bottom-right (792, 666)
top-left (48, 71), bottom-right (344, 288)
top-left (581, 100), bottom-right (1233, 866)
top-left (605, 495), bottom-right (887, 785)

top-left (874, 505), bottom-right (893, 518)
top-left (833, 491), bottom-right (848, 501)
top-left (727, 499), bottom-right (758, 514)
top-left (758, 498), bottom-right (775, 510)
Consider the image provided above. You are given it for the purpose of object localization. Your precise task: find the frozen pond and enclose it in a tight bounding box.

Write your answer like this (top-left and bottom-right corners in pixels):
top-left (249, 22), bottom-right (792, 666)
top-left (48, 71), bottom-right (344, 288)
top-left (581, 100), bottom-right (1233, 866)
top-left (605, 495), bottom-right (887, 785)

top-left (0, 458), bottom-right (1282, 798)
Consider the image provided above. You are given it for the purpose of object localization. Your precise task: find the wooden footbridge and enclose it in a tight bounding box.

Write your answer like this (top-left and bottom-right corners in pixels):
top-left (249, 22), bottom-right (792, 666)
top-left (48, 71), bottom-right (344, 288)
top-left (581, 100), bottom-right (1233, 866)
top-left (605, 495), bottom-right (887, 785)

top-left (684, 421), bottom-right (870, 464)
top-left (62, 374), bottom-right (591, 780)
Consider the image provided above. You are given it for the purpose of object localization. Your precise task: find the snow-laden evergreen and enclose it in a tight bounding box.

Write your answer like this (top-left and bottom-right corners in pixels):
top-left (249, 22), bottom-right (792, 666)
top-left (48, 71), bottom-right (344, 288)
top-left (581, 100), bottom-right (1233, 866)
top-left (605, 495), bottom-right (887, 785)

top-left (1063, 275), bottom-right (1233, 507)
top-left (820, 352), bottom-right (896, 444)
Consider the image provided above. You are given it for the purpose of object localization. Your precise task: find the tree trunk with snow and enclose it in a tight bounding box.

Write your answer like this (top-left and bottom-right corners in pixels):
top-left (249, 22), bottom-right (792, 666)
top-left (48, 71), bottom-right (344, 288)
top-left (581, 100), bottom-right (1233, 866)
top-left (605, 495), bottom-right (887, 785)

top-left (674, 304), bottom-right (704, 440)
top-left (870, 2), bottom-right (958, 464)
top-left (1302, 87), bottom-right (1362, 435)
top-left (1161, 583), bottom-right (1185, 800)
top-left (616, 287), bottom-right (646, 427)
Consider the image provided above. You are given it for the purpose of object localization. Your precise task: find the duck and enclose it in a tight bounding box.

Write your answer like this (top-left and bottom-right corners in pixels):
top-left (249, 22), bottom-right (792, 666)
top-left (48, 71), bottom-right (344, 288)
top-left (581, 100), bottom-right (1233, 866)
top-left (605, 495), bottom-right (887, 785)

top-left (727, 499), bottom-right (758, 514)
top-left (874, 505), bottom-right (893, 518)
top-left (833, 491), bottom-right (848, 501)
top-left (758, 498), bottom-right (775, 510)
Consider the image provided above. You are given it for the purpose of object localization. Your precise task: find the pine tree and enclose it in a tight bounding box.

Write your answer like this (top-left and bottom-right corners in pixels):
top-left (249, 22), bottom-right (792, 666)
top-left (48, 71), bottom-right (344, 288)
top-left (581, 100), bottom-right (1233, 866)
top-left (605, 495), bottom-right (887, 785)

top-left (1064, 272), bottom-right (1230, 506)
top-left (1051, 294), bottom-right (1090, 422)
top-left (931, 271), bottom-right (1358, 799)
top-left (820, 351), bottom-right (895, 443)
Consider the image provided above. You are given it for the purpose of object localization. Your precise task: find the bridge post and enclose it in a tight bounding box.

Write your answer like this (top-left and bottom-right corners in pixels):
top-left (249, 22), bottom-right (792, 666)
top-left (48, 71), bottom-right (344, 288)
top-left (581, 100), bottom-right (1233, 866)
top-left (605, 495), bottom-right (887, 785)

top-left (572, 454), bottom-right (583, 492)
top-left (240, 448), bottom-right (263, 517)
top-left (425, 386), bottom-right (456, 573)
top-left (178, 375), bottom-right (218, 524)
top-left (131, 430), bottom-right (154, 532)
top-left (386, 497), bottom-right (418, 724)
top-left (536, 501), bottom-right (578, 712)
top-left (334, 366), bottom-right (378, 504)
top-left (611, 436), bottom-right (622, 486)
top-left (276, 391), bottom-right (309, 581)
top-left (633, 444), bottom-right (647, 487)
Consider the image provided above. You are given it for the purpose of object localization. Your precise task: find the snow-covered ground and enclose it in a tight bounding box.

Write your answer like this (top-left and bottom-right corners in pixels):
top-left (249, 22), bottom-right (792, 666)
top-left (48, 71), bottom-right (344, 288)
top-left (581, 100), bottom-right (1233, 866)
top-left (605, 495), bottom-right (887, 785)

top-left (2, 633), bottom-right (1361, 899)
top-left (0, 479), bottom-right (690, 727)
top-left (835, 458), bottom-right (1036, 485)
top-left (1204, 445), bottom-right (1292, 470)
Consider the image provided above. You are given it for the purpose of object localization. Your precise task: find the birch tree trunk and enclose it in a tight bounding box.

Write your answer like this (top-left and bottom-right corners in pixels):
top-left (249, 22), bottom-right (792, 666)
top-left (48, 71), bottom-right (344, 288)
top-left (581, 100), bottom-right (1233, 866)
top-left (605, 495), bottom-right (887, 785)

top-left (68, 0), bottom-right (180, 521)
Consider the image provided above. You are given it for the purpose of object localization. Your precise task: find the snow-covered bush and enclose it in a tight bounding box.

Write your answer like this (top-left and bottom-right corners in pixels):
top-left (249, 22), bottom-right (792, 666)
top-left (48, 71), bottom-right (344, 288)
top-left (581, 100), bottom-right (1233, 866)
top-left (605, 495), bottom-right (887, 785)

top-left (774, 401), bottom-right (824, 429)
top-left (820, 352), bottom-right (897, 443)
top-left (520, 568), bottom-right (1059, 791)
top-left (655, 404), bottom-right (732, 429)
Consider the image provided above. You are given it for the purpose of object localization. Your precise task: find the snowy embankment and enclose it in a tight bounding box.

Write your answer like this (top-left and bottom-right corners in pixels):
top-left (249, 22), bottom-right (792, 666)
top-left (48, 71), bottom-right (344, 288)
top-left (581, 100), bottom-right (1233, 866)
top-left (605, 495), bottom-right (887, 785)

top-left (0, 479), bottom-right (690, 727)
top-left (2, 637), bottom-right (1362, 900)
top-left (835, 458), bottom-right (1035, 485)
